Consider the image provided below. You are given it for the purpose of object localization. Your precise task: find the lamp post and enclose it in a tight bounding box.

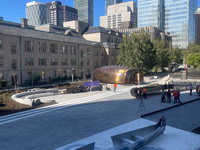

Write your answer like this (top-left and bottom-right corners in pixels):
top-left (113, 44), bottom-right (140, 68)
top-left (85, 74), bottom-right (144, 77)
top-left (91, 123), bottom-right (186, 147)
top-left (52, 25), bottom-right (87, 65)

top-left (57, 67), bottom-right (61, 84)
top-left (81, 52), bottom-right (90, 81)
top-left (72, 67), bottom-right (74, 83)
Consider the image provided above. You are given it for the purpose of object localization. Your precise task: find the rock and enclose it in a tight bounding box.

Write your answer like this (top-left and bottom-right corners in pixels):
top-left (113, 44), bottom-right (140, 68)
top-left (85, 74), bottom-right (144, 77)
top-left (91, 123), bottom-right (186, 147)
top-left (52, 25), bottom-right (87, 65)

top-left (90, 85), bottom-right (102, 91)
top-left (78, 85), bottom-right (87, 92)
top-left (32, 99), bottom-right (41, 106)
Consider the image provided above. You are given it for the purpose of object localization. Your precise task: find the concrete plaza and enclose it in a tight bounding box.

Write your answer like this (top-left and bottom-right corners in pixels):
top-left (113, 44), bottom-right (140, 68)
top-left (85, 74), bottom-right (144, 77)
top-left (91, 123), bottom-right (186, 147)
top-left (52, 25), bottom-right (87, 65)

top-left (0, 82), bottom-right (200, 150)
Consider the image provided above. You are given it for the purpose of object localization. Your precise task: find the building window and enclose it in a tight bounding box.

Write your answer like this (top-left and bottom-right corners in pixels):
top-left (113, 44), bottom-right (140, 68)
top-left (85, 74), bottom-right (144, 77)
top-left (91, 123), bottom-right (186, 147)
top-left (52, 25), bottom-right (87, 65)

top-left (38, 42), bottom-right (46, 53)
top-left (81, 51), bottom-right (83, 57)
top-left (61, 45), bottom-right (68, 54)
top-left (101, 51), bottom-right (103, 56)
top-left (101, 59), bottom-right (104, 66)
top-left (87, 48), bottom-right (90, 54)
top-left (50, 43), bottom-right (58, 53)
top-left (71, 46), bottom-right (76, 55)
top-left (0, 39), bottom-right (2, 49)
top-left (53, 70), bottom-right (57, 78)
top-left (86, 69), bottom-right (90, 76)
top-left (111, 51), bottom-right (114, 56)
top-left (51, 58), bottom-right (58, 66)
top-left (61, 59), bottom-right (68, 66)
top-left (12, 59), bottom-right (17, 70)
top-left (96, 60), bottom-right (98, 66)
top-left (87, 59), bottom-right (90, 66)
top-left (0, 57), bottom-right (3, 66)
top-left (38, 58), bottom-right (47, 66)
top-left (25, 58), bottom-right (34, 66)
top-left (27, 71), bottom-right (32, 80)
top-left (71, 59), bottom-right (76, 66)
top-left (95, 50), bottom-right (98, 56)
top-left (11, 45), bottom-right (17, 54)
top-left (25, 41), bottom-right (34, 52)
top-left (62, 70), bottom-right (66, 77)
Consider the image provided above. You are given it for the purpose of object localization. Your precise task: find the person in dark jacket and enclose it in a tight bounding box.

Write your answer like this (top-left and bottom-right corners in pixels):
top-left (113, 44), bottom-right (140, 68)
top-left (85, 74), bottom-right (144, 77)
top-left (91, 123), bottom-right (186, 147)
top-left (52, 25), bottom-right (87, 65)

top-left (161, 89), bottom-right (166, 103)
top-left (143, 88), bottom-right (147, 99)
top-left (135, 88), bottom-right (138, 99)
top-left (189, 84), bottom-right (192, 96)
top-left (166, 89), bottom-right (171, 103)
top-left (196, 85), bottom-right (199, 95)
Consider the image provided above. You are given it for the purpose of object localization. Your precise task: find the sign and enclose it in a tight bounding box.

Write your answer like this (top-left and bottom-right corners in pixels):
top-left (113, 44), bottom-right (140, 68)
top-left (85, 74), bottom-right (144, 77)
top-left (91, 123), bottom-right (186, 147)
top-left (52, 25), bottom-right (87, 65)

top-left (84, 81), bottom-right (100, 87)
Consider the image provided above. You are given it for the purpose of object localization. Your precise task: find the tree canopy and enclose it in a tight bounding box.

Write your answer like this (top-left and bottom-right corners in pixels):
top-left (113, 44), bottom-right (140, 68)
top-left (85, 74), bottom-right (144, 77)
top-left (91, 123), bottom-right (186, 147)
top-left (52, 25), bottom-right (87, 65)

top-left (117, 32), bottom-right (183, 73)
top-left (117, 31), bottom-right (156, 73)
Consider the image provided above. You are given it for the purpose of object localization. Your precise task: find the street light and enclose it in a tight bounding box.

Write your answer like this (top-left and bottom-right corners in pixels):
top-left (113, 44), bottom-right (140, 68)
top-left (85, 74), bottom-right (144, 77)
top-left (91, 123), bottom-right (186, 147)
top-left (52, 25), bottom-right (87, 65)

top-left (81, 52), bottom-right (90, 81)
top-left (72, 68), bottom-right (74, 83)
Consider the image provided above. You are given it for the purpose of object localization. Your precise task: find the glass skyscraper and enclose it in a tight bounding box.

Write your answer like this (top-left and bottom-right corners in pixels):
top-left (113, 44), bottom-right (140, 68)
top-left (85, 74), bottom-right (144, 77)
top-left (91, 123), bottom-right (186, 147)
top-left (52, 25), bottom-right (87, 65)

top-left (138, 0), bottom-right (198, 48)
top-left (105, 0), bottom-right (123, 15)
top-left (26, 1), bottom-right (47, 26)
top-left (74, 0), bottom-right (94, 26)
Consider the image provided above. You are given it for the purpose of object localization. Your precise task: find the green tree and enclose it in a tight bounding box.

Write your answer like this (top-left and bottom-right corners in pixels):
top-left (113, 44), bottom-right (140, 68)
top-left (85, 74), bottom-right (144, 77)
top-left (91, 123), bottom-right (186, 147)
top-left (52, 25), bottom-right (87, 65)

top-left (153, 39), bottom-right (169, 71)
top-left (182, 43), bottom-right (200, 57)
top-left (186, 53), bottom-right (200, 67)
top-left (169, 44), bottom-right (183, 64)
top-left (117, 31), bottom-right (156, 73)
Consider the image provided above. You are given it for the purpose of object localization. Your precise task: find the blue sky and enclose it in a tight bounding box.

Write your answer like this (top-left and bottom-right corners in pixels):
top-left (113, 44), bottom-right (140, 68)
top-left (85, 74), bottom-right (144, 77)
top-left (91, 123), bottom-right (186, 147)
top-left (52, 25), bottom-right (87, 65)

top-left (0, 0), bottom-right (199, 26)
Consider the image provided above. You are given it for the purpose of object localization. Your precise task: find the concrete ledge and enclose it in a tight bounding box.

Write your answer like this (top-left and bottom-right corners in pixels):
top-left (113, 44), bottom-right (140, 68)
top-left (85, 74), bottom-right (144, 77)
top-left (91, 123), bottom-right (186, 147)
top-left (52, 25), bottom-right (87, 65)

top-left (141, 98), bottom-right (200, 118)
top-left (11, 89), bottom-right (58, 106)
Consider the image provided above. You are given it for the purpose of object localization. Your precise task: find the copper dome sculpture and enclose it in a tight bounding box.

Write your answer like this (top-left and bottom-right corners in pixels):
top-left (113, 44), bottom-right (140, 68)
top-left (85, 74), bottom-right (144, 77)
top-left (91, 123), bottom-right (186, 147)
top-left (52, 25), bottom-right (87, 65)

top-left (92, 66), bottom-right (143, 84)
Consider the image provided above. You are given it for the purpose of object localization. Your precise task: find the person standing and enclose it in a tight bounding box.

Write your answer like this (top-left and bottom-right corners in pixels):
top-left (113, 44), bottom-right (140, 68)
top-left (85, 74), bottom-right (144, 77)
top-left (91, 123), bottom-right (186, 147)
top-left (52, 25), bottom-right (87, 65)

top-left (113, 83), bottom-right (117, 92)
top-left (134, 88), bottom-right (138, 99)
top-left (161, 89), bottom-right (166, 103)
top-left (189, 84), bottom-right (193, 96)
top-left (166, 89), bottom-right (171, 103)
top-left (143, 88), bottom-right (147, 99)
top-left (196, 85), bottom-right (199, 95)
top-left (173, 90), bottom-right (179, 104)
top-left (138, 88), bottom-right (143, 99)
top-left (177, 89), bottom-right (182, 103)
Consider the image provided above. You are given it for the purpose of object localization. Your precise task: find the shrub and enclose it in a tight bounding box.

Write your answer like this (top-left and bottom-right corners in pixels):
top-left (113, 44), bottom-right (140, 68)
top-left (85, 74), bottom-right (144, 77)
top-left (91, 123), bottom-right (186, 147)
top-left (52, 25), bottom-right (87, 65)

top-left (0, 80), bottom-right (7, 88)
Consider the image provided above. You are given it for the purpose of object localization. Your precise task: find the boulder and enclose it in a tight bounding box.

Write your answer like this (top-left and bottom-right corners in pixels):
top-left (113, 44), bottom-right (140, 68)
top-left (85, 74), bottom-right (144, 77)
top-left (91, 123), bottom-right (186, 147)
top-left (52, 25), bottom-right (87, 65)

top-left (90, 85), bottom-right (102, 91)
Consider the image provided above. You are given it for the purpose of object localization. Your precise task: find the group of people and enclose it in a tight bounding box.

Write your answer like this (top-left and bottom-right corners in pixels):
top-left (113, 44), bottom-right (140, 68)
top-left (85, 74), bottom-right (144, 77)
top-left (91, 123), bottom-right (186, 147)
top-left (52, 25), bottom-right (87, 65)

top-left (134, 88), bottom-right (147, 99)
top-left (161, 89), bottom-right (182, 104)
top-left (196, 84), bottom-right (200, 96)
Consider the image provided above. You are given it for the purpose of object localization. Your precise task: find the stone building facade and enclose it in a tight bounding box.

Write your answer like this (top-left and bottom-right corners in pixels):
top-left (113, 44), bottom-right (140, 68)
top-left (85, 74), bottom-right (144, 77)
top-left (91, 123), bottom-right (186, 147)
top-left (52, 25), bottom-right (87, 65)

top-left (117, 26), bottom-right (172, 43)
top-left (100, 1), bottom-right (137, 29)
top-left (0, 20), bottom-right (119, 87)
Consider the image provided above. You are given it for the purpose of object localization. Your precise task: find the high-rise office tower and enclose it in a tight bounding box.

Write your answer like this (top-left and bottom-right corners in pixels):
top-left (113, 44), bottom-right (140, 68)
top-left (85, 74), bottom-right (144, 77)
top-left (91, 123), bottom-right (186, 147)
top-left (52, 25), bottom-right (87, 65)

top-left (74, 0), bottom-right (94, 26)
top-left (138, 0), bottom-right (198, 48)
top-left (194, 7), bottom-right (200, 45)
top-left (26, 1), bottom-right (47, 26)
top-left (45, 1), bottom-right (78, 27)
top-left (105, 0), bottom-right (123, 15)
top-left (100, 1), bottom-right (137, 29)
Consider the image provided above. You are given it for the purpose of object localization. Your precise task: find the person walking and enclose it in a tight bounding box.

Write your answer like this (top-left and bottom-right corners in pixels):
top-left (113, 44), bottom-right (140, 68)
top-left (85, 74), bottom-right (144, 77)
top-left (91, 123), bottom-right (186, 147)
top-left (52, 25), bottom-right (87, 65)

top-left (177, 89), bottom-right (182, 103)
top-left (161, 89), bottom-right (166, 103)
top-left (113, 83), bottom-right (117, 92)
top-left (189, 84), bottom-right (193, 96)
top-left (166, 89), bottom-right (171, 103)
top-left (143, 88), bottom-right (147, 99)
top-left (173, 90), bottom-right (179, 104)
